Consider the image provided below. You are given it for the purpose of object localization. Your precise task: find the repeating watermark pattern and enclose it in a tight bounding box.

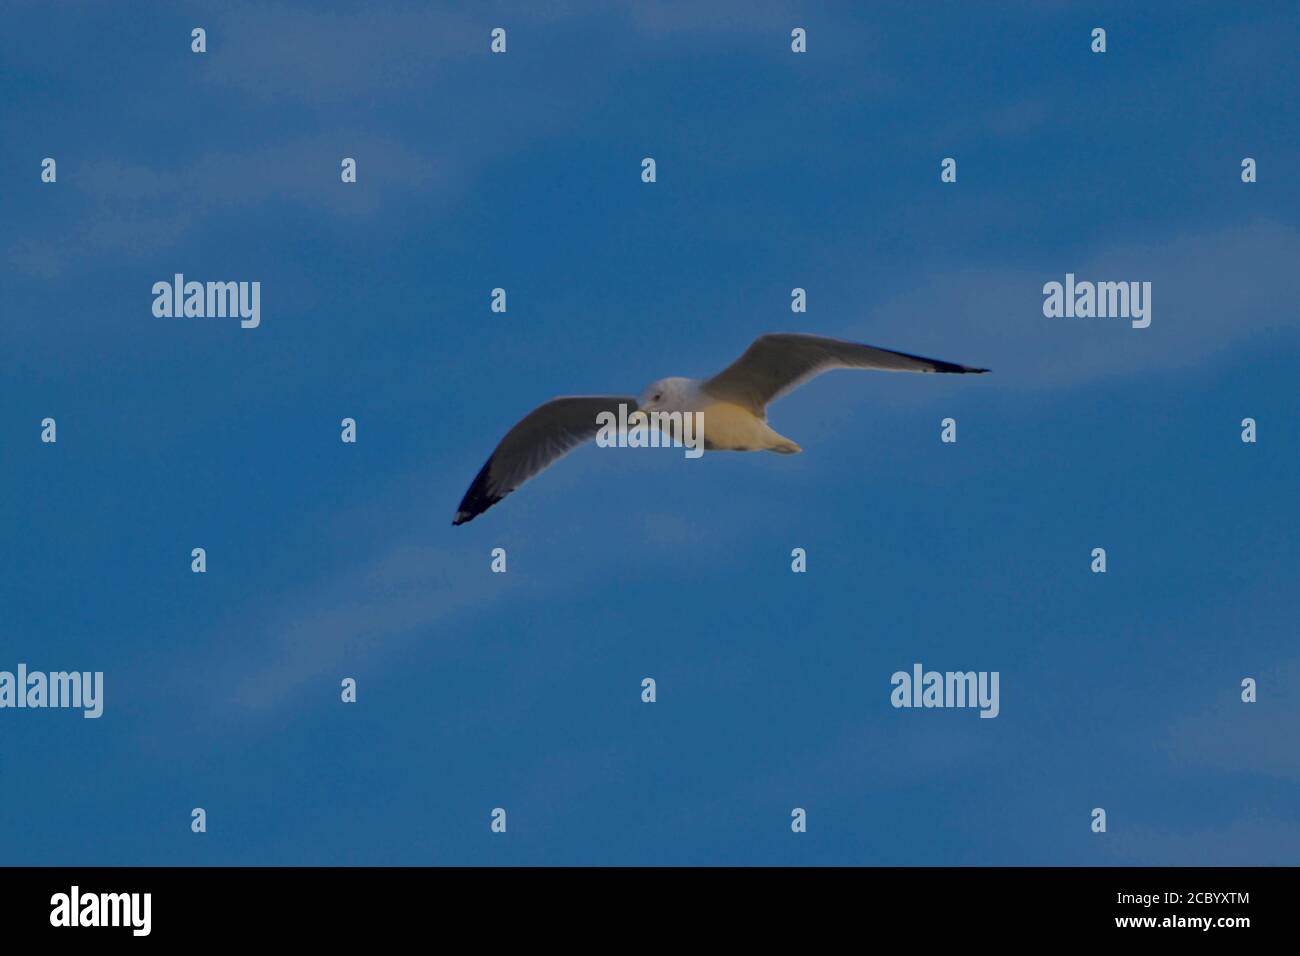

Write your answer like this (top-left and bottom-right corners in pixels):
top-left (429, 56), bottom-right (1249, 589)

top-left (152, 274), bottom-right (261, 328)
top-left (6, 10), bottom-right (1285, 878)
top-left (1042, 273), bottom-right (1151, 328)
top-left (595, 404), bottom-right (704, 458)
top-left (0, 664), bottom-right (103, 718)
top-left (890, 663), bottom-right (999, 718)
top-left (50, 887), bottom-right (151, 936)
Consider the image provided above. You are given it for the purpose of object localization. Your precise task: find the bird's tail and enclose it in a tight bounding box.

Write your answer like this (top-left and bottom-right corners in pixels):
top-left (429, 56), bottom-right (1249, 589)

top-left (768, 436), bottom-right (802, 455)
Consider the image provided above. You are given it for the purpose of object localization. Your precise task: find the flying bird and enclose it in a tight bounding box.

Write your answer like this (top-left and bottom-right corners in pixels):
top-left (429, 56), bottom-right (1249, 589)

top-left (453, 333), bottom-right (988, 525)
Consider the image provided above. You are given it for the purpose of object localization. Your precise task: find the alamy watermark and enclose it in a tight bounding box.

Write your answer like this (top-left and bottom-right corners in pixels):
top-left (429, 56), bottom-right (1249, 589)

top-left (0, 664), bottom-right (103, 718)
top-left (152, 274), bottom-right (261, 328)
top-left (1042, 273), bottom-right (1151, 328)
top-left (595, 404), bottom-right (704, 458)
top-left (890, 663), bottom-right (999, 718)
top-left (50, 886), bottom-right (150, 936)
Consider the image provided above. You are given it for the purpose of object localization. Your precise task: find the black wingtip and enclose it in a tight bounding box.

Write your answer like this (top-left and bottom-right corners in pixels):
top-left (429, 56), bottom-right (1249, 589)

top-left (930, 361), bottom-right (990, 374)
top-left (452, 455), bottom-right (506, 526)
top-left (453, 493), bottom-right (504, 526)
top-left (452, 500), bottom-right (501, 526)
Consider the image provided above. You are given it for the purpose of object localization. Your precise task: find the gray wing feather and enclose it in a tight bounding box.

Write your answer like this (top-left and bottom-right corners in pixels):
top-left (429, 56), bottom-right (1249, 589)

top-left (453, 395), bottom-right (638, 525)
top-left (702, 333), bottom-right (988, 413)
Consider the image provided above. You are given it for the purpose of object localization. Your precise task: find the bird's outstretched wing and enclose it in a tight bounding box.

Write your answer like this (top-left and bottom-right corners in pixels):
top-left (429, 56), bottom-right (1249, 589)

top-left (702, 333), bottom-right (988, 414)
top-left (453, 395), bottom-right (638, 525)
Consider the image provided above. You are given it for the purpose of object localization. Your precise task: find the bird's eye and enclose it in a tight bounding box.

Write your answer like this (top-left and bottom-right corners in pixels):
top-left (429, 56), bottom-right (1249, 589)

top-left (653, 392), bottom-right (662, 401)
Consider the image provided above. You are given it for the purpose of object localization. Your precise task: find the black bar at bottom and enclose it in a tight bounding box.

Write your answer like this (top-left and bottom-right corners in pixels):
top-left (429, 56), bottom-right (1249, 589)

top-left (0, 866), bottom-right (1278, 941)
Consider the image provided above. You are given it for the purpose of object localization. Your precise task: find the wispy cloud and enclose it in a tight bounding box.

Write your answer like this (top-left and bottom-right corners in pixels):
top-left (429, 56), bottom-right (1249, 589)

top-left (862, 219), bottom-right (1300, 390)
top-left (1159, 657), bottom-right (1300, 785)
top-left (1104, 814), bottom-right (1300, 866)
top-left (230, 543), bottom-right (494, 709)
top-left (7, 135), bottom-right (443, 276)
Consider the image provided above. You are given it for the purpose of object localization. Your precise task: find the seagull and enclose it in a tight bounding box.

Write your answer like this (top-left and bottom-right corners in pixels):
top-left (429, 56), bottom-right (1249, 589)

top-left (453, 333), bottom-right (988, 525)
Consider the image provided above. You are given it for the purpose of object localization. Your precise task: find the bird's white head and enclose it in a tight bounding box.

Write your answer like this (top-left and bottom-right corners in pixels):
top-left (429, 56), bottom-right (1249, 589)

top-left (637, 376), bottom-right (693, 413)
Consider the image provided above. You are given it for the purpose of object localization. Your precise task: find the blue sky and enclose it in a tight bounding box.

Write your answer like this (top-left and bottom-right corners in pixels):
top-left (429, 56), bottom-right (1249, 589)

top-left (2, 1), bottom-right (1298, 865)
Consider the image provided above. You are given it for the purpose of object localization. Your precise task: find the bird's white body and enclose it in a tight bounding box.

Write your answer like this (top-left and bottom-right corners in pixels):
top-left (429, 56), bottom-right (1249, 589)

top-left (640, 377), bottom-right (801, 453)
